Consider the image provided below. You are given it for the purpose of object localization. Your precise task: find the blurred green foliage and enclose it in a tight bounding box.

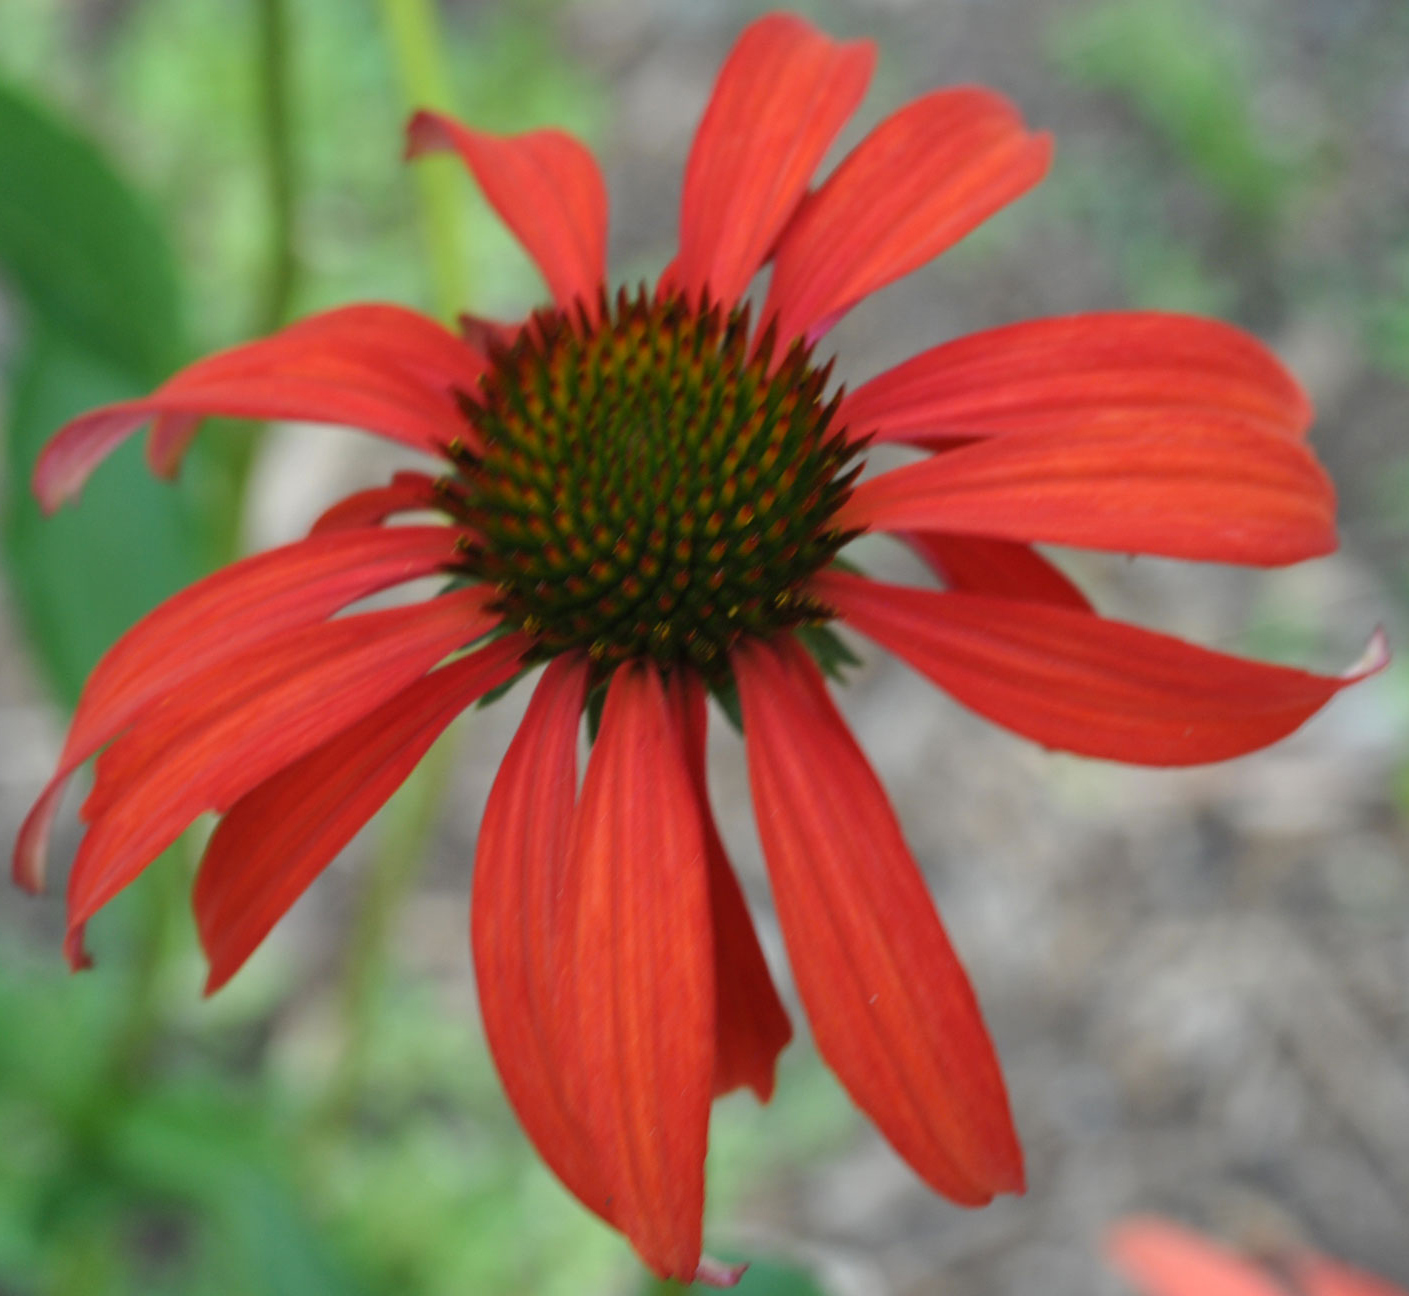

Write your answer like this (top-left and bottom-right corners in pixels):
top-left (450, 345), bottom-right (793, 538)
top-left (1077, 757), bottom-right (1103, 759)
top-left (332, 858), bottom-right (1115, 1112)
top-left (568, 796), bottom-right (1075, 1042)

top-left (1051, 0), bottom-right (1301, 226)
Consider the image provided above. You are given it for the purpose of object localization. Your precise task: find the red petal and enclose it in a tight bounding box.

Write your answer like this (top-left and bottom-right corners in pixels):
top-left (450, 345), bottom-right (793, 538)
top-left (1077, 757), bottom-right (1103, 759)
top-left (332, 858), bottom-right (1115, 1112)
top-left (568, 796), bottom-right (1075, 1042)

top-left (733, 635), bottom-right (1023, 1205)
top-left (815, 567), bottom-right (1385, 766)
top-left (1293, 1255), bottom-right (1409, 1296)
top-left (838, 418), bottom-right (1337, 566)
top-left (308, 472), bottom-right (449, 534)
top-left (196, 632), bottom-right (529, 992)
top-left (470, 655), bottom-right (612, 1221)
top-left (839, 312), bottom-right (1312, 448)
top-left (1104, 1219), bottom-right (1289, 1296)
top-left (145, 414), bottom-right (200, 478)
top-left (13, 525), bottom-right (464, 894)
top-left (35, 304), bottom-right (484, 510)
top-left (666, 670), bottom-right (792, 1102)
top-left (765, 88), bottom-right (1051, 343)
top-left (65, 587), bottom-right (497, 953)
top-left (262, 302), bottom-right (490, 380)
top-left (406, 112), bottom-right (607, 312)
top-left (904, 532), bottom-right (1093, 611)
top-left (675, 13), bottom-right (874, 310)
top-left (555, 663), bottom-right (714, 1280)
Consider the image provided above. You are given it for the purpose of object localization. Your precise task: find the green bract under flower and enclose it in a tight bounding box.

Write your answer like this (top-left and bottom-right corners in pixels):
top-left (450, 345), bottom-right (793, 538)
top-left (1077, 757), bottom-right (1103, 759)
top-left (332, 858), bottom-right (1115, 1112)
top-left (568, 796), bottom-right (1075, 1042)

top-left (453, 289), bottom-right (861, 669)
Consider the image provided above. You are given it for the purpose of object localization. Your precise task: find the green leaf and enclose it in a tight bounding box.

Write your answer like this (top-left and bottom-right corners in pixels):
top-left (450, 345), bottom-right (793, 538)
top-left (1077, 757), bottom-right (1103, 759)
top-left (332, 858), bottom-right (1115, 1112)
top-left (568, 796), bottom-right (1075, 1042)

top-left (0, 78), bottom-right (227, 706)
top-left (0, 81), bottom-right (182, 382)
top-left (3, 326), bottom-right (211, 705)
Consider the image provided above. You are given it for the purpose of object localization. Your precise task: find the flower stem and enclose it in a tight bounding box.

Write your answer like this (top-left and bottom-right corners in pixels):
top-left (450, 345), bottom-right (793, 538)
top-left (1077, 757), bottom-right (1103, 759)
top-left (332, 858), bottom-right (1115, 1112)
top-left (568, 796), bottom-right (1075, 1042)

top-left (377, 0), bottom-right (468, 320)
top-left (255, 0), bottom-right (299, 334)
top-left (107, 842), bottom-right (192, 1089)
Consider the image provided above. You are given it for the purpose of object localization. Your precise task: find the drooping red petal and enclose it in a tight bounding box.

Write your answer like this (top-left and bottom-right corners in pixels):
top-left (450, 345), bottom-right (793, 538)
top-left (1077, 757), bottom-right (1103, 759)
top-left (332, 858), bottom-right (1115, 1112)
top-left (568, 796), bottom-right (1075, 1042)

top-left (666, 670), bottom-right (792, 1102)
top-left (65, 587), bottom-right (498, 956)
top-left (765, 88), bottom-right (1052, 343)
top-left (904, 532), bottom-right (1093, 611)
top-left (838, 313), bottom-right (1313, 448)
top-left (145, 414), bottom-right (201, 478)
top-left (35, 304), bottom-right (485, 510)
top-left (308, 472), bottom-right (450, 534)
top-left (13, 525), bottom-right (465, 894)
top-left (1292, 1255), bottom-right (1409, 1296)
top-left (733, 635), bottom-right (1023, 1205)
top-left (260, 302), bottom-right (491, 381)
top-left (196, 632), bottom-right (529, 993)
top-left (555, 663), bottom-right (714, 1281)
top-left (815, 567), bottom-right (1385, 766)
top-left (675, 13), bottom-right (875, 310)
top-left (469, 655), bottom-right (612, 1221)
top-left (838, 418), bottom-right (1337, 566)
top-left (406, 112), bottom-right (607, 313)
top-left (1104, 1219), bottom-right (1290, 1296)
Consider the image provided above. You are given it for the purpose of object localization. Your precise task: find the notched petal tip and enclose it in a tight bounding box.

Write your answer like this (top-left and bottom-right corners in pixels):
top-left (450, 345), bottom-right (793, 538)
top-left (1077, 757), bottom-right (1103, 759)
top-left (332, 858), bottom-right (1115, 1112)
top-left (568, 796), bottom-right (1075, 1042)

top-left (1345, 626), bottom-right (1391, 681)
top-left (402, 108), bottom-right (447, 161)
top-left (401, 109), bottom-right (608, 312)
top-left (695, 1256), bottom-right (749, 1288)
top-left (64, 925), bottom-right (93, 972)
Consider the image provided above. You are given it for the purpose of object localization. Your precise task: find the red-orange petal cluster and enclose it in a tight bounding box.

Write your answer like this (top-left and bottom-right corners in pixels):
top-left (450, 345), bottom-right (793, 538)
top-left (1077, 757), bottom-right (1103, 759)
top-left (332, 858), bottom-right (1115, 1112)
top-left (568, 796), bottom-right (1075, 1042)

top-left (13, 9), bottom-right (1381, 1284)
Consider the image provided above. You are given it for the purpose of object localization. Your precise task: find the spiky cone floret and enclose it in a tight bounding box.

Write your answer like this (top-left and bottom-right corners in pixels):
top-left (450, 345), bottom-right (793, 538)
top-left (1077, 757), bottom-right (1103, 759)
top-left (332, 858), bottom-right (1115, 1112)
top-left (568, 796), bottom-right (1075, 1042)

top-left (13, 8), bottom-right (1385, 1285)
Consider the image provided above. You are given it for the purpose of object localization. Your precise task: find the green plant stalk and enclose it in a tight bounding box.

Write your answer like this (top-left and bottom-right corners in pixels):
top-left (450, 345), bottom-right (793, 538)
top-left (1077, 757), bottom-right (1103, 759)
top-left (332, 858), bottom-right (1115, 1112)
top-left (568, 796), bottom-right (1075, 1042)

top-left (312, 0), bottom-right (472, 1123)
top-left (104, 0), bottom-right (303, 1088)
top-left (256, 0), bottom-right (298, 335)
top-left (106, 838), bottom-right (195, 1090)
top-left (378, 0), bottom-right (468, 320)
top-left (192, 0), bottom-right (306, 565)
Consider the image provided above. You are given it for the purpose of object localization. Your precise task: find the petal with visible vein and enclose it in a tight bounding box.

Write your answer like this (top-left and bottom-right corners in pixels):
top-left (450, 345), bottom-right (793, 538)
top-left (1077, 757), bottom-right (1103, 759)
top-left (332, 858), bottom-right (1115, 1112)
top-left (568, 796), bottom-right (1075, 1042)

top-left (66, 587), bottom-right (498, 956)
top-left (407, 112), bottom-right (607, 312)
top-left (765, 88), bottom-right (1051, 343)
top-left (197, 632), bottom-right (529, 993)
top-left (904, 533), bottom-right (1093, 611)
top-left (471, 655), bottom-right (612, 1221)
top-left (666, 670), bottom-right (792, 1101)
top-left (734, 635), bottom-right (1023, 1205)
top-left (838, 418), bottom-right (1337, 566)
top-left (36, 304), bottom-right (483, 510)
top-left (815, 567), bottom-right (1385, 765)
top-left (675, 13), bottom-right (874, 309)
top-left (839, 312), bottom-right (1312, 448)
top-left (555, 663), bottom-right (714, 1281)
top-left (14, 525), bottom-right (464, 894)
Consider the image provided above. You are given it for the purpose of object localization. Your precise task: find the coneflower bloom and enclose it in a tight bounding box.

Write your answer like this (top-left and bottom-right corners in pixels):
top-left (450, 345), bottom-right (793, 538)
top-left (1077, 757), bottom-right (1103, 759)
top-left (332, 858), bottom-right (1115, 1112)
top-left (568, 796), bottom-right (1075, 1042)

top-left (1107, 1217), bottom-right (1408, 1296)
top-left (14, 11), bottom-right (1381, 1285)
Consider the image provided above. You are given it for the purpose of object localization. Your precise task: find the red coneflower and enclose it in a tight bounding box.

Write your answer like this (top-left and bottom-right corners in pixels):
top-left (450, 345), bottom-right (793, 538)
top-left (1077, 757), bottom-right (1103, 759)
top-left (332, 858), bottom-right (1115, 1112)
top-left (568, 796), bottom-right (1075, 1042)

top-left (13, 11), bottom-right (1381, 1285)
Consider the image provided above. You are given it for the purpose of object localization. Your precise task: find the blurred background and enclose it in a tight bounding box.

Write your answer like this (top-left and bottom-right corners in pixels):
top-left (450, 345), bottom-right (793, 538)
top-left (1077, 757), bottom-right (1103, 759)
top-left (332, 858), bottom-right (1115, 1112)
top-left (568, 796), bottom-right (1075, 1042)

top-left (1, 1), bottom-right (1408, 1293)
